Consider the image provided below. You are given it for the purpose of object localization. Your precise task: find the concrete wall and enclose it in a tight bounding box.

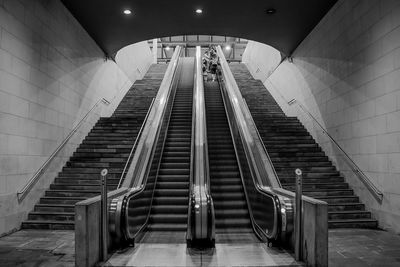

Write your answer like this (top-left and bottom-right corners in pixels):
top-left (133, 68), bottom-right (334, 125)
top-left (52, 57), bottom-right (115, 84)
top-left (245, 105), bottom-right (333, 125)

top-left (115, 41), bottom-right (152, 83)
top-left (241, 41), bottom-right (281, 82)
top-left (0, 0), bottom-right (152, 236)
top-left (244, 0), bottom-right (400, 232)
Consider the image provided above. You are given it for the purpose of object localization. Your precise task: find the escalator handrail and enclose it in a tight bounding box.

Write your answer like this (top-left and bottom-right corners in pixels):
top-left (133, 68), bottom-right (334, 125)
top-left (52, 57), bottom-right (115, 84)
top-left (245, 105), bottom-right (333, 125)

top-left (242, 98), bottom-right (282, 188)
top-left (216, 71), bottom-right (280, 241)
top-left (216, 46), bottom-right (281, 189)
top-left (117, 97), bottom-right (156, 189)
top-left (116, 47), bottom-right (182, 241)
top-left (216, 46), bottom-right (282, 240)
top-left (187, 46), bottom-right (214, 242)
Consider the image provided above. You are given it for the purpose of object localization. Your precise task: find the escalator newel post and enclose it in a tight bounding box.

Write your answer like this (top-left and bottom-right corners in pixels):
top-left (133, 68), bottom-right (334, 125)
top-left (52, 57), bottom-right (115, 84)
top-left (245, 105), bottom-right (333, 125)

top-left (295, 168), bottom-right (303, 261)
top-left (100, 169), bottom-right (108, 261)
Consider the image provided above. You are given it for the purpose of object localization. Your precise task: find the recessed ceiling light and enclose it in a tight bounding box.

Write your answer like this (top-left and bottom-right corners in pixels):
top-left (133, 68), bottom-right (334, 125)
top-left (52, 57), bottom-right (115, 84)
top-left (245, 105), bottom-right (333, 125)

top-left (195, 8), bottom-right (203, 14)
top-left (165, 46), bottom-right (170, 51)
top-left (225, 45), bottom-right (231, 51)
top-left (123, 9), bottom-right (132, 15)
top-left (265, 8), bottom-right (276, 14)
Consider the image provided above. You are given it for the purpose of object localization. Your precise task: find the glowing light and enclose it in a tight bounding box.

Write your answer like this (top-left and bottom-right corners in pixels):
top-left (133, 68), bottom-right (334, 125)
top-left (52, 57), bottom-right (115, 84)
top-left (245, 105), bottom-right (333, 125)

top-left (165, 46), bottom-right (170, 51)
top-left (195, 9), bottom-right (203, 14)
top-left (123, 9), bottom-right (132, 15)
top-left (266, 8), bottom-right (276, 14)
top-left (281, 208), bottom-right (286, 213)
top-left (225, 45), bottom-right (231, 51)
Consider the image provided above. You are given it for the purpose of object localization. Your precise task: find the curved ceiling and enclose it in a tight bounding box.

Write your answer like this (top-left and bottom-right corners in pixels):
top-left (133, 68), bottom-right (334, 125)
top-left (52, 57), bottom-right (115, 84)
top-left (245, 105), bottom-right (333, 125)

top-left (61, 0), bottom-right (337, 57)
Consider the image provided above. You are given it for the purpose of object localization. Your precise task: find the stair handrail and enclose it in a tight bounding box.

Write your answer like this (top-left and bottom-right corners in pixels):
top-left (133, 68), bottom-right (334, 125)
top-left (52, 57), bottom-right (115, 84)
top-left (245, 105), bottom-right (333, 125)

top-left (287, 99), bottom-right (383, 203)
top-left (117, 97), bottom-right (156, 189)
top-left (17, 98), bottom-right (110, 202)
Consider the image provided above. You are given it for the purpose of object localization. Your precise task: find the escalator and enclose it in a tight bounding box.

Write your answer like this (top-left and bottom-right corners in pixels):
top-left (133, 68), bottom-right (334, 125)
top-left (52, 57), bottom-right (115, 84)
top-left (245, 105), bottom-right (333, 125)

top-left (105, 47), bottom-right (297, 266)
top-left (204, 80), bottom-right (253, 234)
top-left (147, 58), bottom-right (194, 234)
top-left (109, 46), bottom-right (287, 250)
top-left (110, 55), bottom-right (196, 245)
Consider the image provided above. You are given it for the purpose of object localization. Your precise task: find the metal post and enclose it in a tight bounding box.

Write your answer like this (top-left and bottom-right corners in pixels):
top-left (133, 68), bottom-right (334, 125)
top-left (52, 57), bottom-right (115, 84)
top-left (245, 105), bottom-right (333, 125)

top-left (100, 169), bottom-right (108, 261)
top-left (295, 168), bottom-right (302, 261)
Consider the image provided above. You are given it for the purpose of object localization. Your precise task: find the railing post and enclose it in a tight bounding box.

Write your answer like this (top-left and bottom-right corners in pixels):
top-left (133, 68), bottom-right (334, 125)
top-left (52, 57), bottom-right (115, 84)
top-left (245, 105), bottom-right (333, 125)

top-left (295, 168), bottom-right (302, 261)
top-left (100, 169), bottom-right (108, 261)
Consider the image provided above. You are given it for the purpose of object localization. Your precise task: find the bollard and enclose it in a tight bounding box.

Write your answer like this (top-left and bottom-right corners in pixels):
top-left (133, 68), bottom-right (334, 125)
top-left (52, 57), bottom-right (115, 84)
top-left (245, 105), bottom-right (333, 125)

top-left (295, 168), bottom-right (303, 261)
top-left (100, 169), bottom-right (108, 261)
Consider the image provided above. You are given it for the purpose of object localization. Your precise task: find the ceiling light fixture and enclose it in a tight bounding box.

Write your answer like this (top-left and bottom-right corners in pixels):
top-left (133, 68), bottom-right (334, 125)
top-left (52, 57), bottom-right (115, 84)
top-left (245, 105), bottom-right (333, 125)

top-left (265, 8), bottom-right (276, 14)
top-left (225, 45), bottom-right (231, 51)
top-left (165, 46), bottom-right (170, 51)
top-left (195, 8), bottom-right (203, 14)
top-left (123, 9), bottom-right (132, 15)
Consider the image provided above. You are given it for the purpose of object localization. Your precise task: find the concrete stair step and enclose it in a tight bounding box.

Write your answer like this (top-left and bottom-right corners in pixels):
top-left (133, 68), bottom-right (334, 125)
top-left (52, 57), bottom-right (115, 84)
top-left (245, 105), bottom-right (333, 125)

top-left (28, 211), bottom-right (74, 221)
top-left (21, 220), bottom-right (74, 230)
top-left (50, 184), bottom-right (116, 191)
top-left (283, 183), bottom-right (349, 190)
top-left (301, 189), bottom-right (354, 197)
top-left (328, 219), bottom-right (378, 228)
top-left (45, 190), bottom-right (100, 197)
top-left (328, 203), bottom-right (365, 211)
top-left (39, 197), bottom-right (86, 205)
top-left (312, 196), bottom-right (359, 204)
top-left (34, 204), bottom-right (75, 212)
top-left (280, 177), bottom-right (344, 183)
top-left (328, 211), bottom-right (371, 220)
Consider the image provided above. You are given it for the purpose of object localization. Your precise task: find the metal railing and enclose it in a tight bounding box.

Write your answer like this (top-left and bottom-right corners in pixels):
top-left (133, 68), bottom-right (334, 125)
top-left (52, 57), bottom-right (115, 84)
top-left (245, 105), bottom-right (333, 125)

top-left (288, 99), bottom-right (383, 203)
top-left (17, 98), bottom-right (110, 202)
top-left (117, 98), bottom-right (156, 189)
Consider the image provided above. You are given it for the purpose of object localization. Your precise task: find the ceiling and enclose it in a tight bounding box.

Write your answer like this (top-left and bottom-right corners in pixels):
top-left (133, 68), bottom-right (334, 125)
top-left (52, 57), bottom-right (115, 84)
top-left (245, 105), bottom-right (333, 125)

top-left (61, 0), bottom-right (337, 57)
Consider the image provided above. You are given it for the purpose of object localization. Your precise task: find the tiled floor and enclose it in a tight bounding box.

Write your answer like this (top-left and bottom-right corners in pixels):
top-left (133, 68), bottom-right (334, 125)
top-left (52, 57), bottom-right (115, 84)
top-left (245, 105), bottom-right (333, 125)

top-left (329, 229), bottom-right (400, 267)
top-left (1, 229), bottom-right (400, 266)
top-left (105, 232), bottom-right (301, 266)
top-left (0, 230), bottom-right (74, 267)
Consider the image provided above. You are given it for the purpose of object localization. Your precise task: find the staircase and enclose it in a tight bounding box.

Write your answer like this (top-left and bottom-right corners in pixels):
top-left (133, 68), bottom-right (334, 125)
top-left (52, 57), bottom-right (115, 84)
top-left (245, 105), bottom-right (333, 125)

top-left (21, 64), bottom-right (168, 230)
top-left (147, 58), bottom-right (193, 233)
top-left (204, 80), bottom-right (252, 233)
top-left (230, 63), bottom-right (378, 229)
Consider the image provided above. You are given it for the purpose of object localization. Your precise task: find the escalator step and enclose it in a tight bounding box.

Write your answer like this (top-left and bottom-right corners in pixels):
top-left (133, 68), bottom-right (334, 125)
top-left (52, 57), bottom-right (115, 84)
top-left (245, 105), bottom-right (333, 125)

top-left (205, 80), bottom-right (252, 233)
top-left (147, 58), bottom-right (194, 234)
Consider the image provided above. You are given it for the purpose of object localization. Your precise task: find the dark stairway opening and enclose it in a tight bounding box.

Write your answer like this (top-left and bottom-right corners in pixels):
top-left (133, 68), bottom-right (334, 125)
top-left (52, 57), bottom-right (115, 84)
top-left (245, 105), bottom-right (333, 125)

top-left (21, 64), bottom-right (168, 230)
top-left (229, 63), bottom-right (378, 229)
top-left (204, 79), bottom-right (259, 243)
top-left (142, 58), bottom-right (194, 243)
